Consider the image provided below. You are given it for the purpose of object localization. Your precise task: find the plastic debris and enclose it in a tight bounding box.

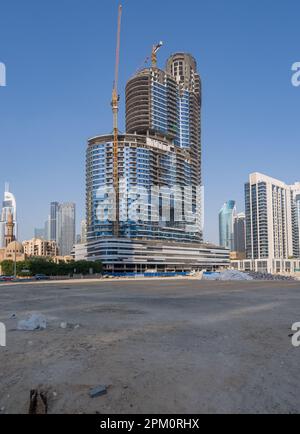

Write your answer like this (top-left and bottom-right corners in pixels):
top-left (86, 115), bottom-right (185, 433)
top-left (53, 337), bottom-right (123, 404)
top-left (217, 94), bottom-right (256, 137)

top-left (60, 322), bottom-right (68, 329)
top-left (89, 385), bottom-right (107, 398)
top-left (17, 313), bottom-right (47, 331)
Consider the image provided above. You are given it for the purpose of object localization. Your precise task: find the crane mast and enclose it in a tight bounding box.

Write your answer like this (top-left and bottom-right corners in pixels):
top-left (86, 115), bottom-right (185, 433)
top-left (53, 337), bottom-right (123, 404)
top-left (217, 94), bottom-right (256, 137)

top-left (151, 41), bottom-right (163, 67)
top-left (111, 4), bottom-right (122, 237)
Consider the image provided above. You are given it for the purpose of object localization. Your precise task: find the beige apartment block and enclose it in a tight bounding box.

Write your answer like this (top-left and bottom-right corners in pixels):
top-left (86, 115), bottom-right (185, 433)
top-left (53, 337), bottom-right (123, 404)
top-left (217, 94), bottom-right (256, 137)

top-left (22, 238), bottom-right (59, 257)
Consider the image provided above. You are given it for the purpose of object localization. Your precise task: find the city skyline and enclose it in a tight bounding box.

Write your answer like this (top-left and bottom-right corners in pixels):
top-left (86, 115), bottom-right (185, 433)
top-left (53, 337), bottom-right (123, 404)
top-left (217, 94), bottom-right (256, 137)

top-left (0, 0), bottom-right (300, 243)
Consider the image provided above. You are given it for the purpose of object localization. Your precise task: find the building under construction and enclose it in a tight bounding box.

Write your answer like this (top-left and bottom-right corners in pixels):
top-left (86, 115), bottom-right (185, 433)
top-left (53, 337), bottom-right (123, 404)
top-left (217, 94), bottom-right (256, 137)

top-left (81, 5), bottom-right (229, 272)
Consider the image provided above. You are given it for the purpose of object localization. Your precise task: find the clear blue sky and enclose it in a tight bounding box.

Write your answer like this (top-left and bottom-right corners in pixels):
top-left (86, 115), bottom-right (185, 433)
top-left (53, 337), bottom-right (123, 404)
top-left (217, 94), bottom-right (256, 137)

top-left (0, 0), bottom-right (299, 243)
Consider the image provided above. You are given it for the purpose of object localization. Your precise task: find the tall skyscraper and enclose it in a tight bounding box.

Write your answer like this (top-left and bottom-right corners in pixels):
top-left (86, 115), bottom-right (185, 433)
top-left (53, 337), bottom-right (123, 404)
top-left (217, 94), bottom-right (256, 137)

top-left (245, 173), bottom-right (300, 260)
top-left (219, 200), bottom-right (236, 250)
top-left (233, 212), bottom-right (246, 254)
top-left (126, 53), bottom-right (201, 188)
top-left (81, 41), bottom-right (229, 273)
top-left (57, 203), bottom-right (76, 256)
top-left (0, 183), bottom-right (17, 248)
top-left (87, 52), bottom-right (202, 244)
top-left (50, 201), bottom-right (59, 241)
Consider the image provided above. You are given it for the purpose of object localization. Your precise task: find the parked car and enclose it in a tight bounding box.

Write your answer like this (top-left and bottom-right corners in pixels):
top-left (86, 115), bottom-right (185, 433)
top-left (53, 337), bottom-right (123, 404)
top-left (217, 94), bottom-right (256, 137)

top-left (34, 274), bottom-right (50, 281)
top-left (0, 276), bottom-right (14, 281)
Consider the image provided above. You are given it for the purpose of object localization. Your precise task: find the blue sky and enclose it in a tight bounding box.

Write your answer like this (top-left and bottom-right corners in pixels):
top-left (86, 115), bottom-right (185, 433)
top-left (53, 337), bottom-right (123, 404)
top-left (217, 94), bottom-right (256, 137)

top-left (0, 0), bottom-right (299, 243)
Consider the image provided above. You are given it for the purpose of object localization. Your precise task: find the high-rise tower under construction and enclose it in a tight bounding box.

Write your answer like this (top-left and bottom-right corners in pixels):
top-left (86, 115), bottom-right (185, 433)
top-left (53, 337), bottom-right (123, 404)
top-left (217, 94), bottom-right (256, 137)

top-left (86, 53), bottom-right (203, 244)
top-left (81, 11), bottom-right (229, 272)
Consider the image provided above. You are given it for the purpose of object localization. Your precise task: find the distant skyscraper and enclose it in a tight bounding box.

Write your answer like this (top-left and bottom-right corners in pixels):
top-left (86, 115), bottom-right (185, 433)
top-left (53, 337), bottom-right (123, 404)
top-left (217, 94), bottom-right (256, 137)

top-left (291, 183), bottom-right (300, 258)
top-left (44, 216), bottom-right (51, 241)
top-left (57, 203), bottom-right (76, 256)
top-left (233, 212), bottom-right (246, 254)
top-left (50, 202), bottom-right (59, 241)
top-left (34, 227), bottom-right (45, 239)
top-left (219, 200), bottom-right (236, 250)
top-left (0, 183), bottom-right (17, 248)
top-left (245, 173), bottom-right (300, 260)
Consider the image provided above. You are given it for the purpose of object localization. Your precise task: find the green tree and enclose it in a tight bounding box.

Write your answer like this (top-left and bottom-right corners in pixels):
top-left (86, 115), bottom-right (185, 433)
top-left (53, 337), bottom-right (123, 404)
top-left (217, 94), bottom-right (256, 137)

top-left (0, 260), bottom-right (14, 276)
top-left (1, 257), bottom-right (102, 277)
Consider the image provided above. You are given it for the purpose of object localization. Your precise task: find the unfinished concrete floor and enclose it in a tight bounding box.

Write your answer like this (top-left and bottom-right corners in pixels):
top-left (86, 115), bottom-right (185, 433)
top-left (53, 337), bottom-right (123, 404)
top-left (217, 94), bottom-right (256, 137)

top-left (0, 278), bottom-right (300, 414)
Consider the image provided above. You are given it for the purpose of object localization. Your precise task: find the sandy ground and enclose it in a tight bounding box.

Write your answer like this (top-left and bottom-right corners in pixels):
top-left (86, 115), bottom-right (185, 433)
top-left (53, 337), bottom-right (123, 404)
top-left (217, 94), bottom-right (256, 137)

top-left (0, 278), bottom-right (300, 414)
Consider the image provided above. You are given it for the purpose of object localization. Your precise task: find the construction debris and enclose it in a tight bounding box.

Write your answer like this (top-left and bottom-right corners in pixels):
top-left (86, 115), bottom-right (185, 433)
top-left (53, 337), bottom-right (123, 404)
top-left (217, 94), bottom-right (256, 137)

top-left (60, 322), bottom-right (81, 330)
top-left (249, 272), bottom-right (295, 281)
top-left (203, 270), bottom-right (295, 282)
top-left (203, 270), bottom-right (253, 281)
top-left (17, 313), bottom-right (47, 331)
top-left (89, 385), bottom-right (107, 398)
top-left (28, 389), bottom-right (48, 414)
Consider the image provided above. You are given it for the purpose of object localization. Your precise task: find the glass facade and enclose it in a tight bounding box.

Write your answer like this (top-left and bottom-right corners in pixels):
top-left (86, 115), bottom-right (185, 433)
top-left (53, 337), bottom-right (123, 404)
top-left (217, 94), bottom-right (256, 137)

top-left (87, 53), bottom-right (202, 246)
top-left (56, 203), bottom-right (76, 256)
top-left (151, 81), bottom-right (169, 135)
top-left (86, 134), bottom-right (202, 243)
top-left (245, 182), bottom-right (269, 259)
top-left (219, 200), bottom-right (236, 250)
top-left (292, 193), bottom-right (300, 258)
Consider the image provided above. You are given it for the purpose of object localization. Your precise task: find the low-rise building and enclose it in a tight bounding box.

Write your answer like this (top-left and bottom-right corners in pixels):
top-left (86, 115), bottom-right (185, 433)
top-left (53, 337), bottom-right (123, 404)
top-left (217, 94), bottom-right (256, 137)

top-left (230, 251), bottom-right (246, 261)
top-left (52, 255), bottom-right (73, 264)
top-left (74, 238), bottom-right (230, 273)
top-left (22, 238), bottom-right (59, 257)
top-left (231, 258), bottom-right (300, 275)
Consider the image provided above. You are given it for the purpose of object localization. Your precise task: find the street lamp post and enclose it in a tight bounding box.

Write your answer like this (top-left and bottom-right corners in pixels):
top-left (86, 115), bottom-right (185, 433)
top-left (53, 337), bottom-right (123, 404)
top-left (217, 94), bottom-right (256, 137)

top-left (14, 243), bottom-right (17, 279)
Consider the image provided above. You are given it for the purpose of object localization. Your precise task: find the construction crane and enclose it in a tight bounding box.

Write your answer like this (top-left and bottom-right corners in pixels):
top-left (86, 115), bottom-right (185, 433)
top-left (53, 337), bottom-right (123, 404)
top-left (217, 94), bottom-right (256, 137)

top-left (111, 4), bottom-right (122, 237)
top-left (135, 56), bottom-right (150, 75)
top-left (151, 41), bottom-right (163, 67)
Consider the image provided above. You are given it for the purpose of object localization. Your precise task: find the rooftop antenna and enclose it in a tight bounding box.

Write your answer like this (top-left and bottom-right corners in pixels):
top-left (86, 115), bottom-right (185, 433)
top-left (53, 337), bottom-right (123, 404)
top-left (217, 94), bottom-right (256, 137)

top-left (4, 182), bottom-right (9, 193)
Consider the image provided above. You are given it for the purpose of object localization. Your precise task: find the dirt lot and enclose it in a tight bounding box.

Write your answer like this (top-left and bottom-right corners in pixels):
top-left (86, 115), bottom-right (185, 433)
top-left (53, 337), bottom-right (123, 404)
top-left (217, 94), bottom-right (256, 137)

top-left (0, 278), bottom-right (300, 414)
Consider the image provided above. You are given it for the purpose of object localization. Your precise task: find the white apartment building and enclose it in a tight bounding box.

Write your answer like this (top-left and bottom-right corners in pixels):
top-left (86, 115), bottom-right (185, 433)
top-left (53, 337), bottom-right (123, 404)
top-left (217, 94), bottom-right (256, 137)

top-left (245, 173), bottom-right (300, 260)
top-left (232, 173), bottom-right (300, 274)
